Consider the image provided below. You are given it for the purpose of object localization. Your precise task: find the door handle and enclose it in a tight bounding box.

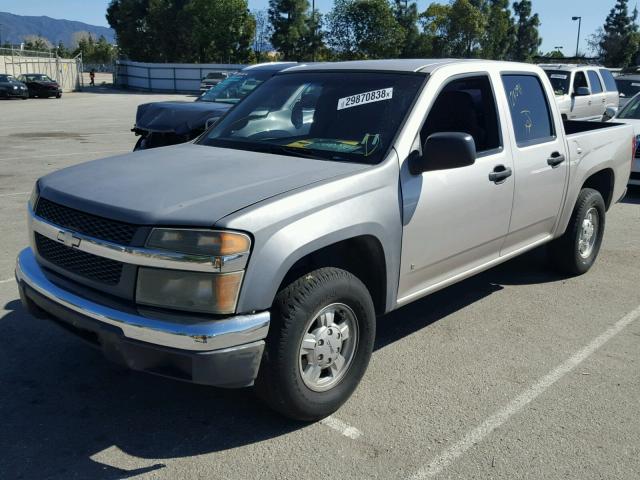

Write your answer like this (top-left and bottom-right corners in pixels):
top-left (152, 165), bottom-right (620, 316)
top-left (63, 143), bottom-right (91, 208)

top-left (588, 101), bottom-right (592, 105)
top-left (547, 151), bottom-right (565, 167)
top-left (488, 165), bottom-right (512, 183)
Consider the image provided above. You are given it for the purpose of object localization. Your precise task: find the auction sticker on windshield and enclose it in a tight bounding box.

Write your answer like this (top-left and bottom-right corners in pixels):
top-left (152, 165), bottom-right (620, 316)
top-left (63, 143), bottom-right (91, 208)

top-left (337, 87), bottom-right (393, 110)
top-left (550, 74), bottom-right (568, 79)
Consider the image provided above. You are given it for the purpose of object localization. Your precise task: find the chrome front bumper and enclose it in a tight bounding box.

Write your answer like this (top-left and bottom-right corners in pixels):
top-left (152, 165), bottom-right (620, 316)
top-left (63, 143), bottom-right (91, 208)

top-left (15, 248), bottom-right (270, 352)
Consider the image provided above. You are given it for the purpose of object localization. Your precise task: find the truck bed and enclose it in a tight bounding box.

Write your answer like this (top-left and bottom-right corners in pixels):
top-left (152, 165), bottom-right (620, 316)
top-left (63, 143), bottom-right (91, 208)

top-left (563, 120), bottom-right (625, 136)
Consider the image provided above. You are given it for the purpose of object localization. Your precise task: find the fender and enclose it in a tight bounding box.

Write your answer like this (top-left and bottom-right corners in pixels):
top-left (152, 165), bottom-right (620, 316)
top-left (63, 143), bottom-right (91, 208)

top-left (219, 156), bottom-right (403, 314)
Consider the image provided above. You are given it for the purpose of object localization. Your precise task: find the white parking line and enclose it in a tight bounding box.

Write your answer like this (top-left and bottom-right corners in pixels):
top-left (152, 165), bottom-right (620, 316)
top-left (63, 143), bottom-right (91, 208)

top-left (0, 192), bottom-right (29, 197)
top-left (320, 415), bottom-right (363, 440)
top-left (0, 278), bottom-right (14, 284)
top-left (410, 303), bottom-right (640, 479)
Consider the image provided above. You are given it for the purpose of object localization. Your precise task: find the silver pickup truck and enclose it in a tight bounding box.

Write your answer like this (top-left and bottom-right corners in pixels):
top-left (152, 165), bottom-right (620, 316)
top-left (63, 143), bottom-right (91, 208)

top-left (16, 59), bottom-right (633, 421)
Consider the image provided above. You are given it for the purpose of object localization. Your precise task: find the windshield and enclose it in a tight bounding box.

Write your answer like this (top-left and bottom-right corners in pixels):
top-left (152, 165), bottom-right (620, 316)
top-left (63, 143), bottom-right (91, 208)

top-left (198, 71), bottom-right (271, 104)
top-left (198, 71), bottom-right (425, 164)
top-left (0, 75), bottom-right (12, 82)
top-left (26, 74), bottom-right (53, 82)
top-left (617, 93), bottom-right (640, 119)
top-left (615, 79), bottom-right (640, 99)
top-left (544, 70), bottom-right (570, 95)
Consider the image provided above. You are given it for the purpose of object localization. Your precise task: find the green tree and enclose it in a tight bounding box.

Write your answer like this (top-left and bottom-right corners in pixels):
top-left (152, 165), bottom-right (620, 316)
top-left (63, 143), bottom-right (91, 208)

top-left (268, 0), bottom-right (310, 60)
top-left (107, 0), bottom-right (255, 63)
top-left (392, 0), bottom-right (426, 57)
top-left (599, 0), bottom-right (639, 67)
top-left (188, 0), bottom-right (255, 63)
top-left (107, 0), bottom-right (155, 61)
top-left (420, 0), bottom-right (484, 58)
top-left (327, 0), bottom-right (405, 60)
top-left (481, 0), bottom-right (515, 59)
top-left (510, 0), bottom-right (541, 61)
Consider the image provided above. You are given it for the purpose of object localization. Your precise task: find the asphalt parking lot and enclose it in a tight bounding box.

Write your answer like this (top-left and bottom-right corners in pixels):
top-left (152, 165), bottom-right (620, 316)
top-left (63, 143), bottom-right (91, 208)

top-left (1, 91), bottom-right (640, 480)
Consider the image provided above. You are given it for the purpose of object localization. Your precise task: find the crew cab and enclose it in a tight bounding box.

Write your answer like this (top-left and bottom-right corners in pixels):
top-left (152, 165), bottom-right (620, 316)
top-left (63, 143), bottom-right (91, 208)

top-left (16, 60), bottom-right (633, 421)
top-left (541, 64), bottom-right (618, 121)
top-left (132, 63), bottom-right (294, 150)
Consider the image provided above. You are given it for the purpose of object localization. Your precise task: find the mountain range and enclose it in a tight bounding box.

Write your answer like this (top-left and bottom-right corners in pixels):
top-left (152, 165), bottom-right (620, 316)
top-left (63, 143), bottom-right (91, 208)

top-left (0, 11), bottom-right (115, 47)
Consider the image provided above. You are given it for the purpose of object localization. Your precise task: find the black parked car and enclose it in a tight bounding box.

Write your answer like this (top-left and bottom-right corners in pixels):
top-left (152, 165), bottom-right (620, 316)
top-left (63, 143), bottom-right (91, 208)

top-left (0, 74), bottom-right (28, 99)
top-left (132, 62), bottom-right (295, 150)
top-left (17, 73), bottom-right (62, 98)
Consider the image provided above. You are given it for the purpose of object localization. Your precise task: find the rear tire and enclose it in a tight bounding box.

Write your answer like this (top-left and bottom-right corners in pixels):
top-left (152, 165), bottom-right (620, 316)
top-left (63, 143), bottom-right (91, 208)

top-left (549, 188), bottom-right (605, 275)
top-left (56, 93), bottom-right (62, 99)
top-left (256, 267), bottom-right (376, 421)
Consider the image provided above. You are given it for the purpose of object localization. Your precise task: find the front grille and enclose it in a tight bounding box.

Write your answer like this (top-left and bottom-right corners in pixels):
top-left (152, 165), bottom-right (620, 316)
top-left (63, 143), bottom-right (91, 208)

top-left (35, 232), bottom-right (123, 285)
top-left (35, 197), bottom-right (137, 245)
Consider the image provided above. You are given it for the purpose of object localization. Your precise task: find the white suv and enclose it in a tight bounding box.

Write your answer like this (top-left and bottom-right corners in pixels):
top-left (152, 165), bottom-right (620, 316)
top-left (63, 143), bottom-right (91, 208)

top-left (541, 65), bottom-right (619, 121)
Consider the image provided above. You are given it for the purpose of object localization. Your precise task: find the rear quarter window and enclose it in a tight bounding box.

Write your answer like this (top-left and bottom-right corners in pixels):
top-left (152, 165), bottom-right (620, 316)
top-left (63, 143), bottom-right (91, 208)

top-left (501, 74), bottom-right (555, 147)
top-left (599, 69), bottom-right (618, 92)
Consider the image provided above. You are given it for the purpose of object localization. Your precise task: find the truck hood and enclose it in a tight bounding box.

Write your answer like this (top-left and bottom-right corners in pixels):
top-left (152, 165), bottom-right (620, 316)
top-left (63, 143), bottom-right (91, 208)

top-left (38, 143), bottom-right (369, 227)
top-left (135, 101), bottom-right (231, 135)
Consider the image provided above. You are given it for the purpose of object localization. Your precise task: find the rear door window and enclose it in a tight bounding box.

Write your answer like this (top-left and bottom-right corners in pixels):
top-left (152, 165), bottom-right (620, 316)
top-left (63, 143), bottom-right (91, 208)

top-left (587, 71), bottom-right (603, 93)
top-left (599, 69), bottom-right (618, 92)
top-left (501, 74), bottom-right (555, 147)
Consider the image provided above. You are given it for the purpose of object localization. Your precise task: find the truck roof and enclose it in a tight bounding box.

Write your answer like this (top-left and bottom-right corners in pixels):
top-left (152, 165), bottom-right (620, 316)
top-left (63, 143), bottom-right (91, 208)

top-left (538, 64), bottom-right (606, 71)
top-left (281, 58), bottom-right (546, 74)
top-left (243, 62), bottom-right (297, 72)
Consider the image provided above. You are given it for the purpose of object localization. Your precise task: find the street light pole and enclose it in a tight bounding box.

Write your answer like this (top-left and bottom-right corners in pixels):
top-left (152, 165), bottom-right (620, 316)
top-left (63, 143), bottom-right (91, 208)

top-left (572, 16), bottom-right (582, 58)
top-left (311, 0), bottom-right (316, 62)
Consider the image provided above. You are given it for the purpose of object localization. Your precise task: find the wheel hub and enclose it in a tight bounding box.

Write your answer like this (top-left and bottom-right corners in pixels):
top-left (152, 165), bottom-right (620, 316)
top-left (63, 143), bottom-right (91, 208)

top-left (578, 207), bottom-right (598, 259)
top-left (298, 303), bottom-right (359, 392)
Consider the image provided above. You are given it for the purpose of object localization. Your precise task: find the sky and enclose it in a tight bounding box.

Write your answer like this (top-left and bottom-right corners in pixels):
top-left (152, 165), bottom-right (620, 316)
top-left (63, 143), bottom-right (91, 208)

top-left (0, 0), bottom-right (627, 55)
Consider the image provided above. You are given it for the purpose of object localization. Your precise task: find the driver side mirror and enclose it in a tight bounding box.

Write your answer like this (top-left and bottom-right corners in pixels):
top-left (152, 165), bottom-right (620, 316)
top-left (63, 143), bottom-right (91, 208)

top-left (574, 86), bottom-right (591, 96)
top-left (603, 107), bottom-right (617, 121)
top-left (409, 132), bottom-right (476, 175)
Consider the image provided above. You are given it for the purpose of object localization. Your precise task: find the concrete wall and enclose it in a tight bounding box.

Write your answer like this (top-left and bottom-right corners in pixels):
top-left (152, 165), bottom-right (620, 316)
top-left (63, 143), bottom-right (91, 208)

top-left (0, 55), bottom-right (82, 92)
top-left (115, 60), bottom-right (246, 93)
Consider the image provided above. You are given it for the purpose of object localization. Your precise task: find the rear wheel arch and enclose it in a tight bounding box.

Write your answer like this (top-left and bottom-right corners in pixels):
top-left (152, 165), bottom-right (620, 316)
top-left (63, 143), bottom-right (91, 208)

top-left (582, 168), bottom-right (614, 210)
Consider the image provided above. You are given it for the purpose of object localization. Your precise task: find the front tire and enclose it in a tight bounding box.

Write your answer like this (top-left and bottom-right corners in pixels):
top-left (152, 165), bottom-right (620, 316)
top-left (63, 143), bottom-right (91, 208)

top-left (256, 267), bottom-right (375, 421)
top-left (549, 188), bottom-right (605, 275)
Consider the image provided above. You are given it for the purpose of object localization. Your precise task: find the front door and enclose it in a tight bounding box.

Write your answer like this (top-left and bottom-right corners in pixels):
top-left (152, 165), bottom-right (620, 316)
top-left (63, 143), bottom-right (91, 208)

top-left (569, 71), bottom-right (592, 120)
top-left (398, 74), bottom-right (514, 304)
top-left (500, 73), bottom-right (568, 255)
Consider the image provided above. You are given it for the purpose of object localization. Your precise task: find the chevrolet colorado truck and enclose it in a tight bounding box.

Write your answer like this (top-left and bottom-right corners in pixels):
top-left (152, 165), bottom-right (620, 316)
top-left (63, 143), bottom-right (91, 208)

top-left (16, 60), bottom-right (633, 421)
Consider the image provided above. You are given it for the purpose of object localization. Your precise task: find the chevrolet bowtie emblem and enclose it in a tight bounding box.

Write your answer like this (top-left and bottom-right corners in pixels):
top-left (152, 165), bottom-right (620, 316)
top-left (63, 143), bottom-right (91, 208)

top-left (57, 230), bottom-right (81, 248)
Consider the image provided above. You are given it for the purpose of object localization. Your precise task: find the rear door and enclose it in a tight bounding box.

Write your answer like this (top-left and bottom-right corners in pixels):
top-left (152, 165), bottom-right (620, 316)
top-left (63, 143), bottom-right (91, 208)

top-left (500, 73), bottom-right (569, 254)
top-left (598, 68), bottom-right (620, 110)
top-left (587, 69), bottom-right (606, 117)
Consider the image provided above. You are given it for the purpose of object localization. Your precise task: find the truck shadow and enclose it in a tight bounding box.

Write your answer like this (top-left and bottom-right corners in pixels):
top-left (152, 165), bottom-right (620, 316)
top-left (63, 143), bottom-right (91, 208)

top-left (620, 185), bottom-right (640, 204)
top-left (0, 246), bottom-right (563, 478)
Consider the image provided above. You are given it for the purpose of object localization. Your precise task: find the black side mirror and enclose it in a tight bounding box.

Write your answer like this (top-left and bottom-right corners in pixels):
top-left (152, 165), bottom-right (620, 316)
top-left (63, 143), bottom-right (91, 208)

top-left (574, 86), bottom-right (591, 96)
top-left (409, 132), bottom-right (476, 175)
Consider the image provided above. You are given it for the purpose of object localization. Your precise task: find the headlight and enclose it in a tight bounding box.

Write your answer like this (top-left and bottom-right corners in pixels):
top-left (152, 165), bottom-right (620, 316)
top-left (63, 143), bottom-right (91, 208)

top-left (28, 182), bottom-right (39, 210)
top-left (13, 85), bottom-right (18, 90)
top-left (138, 229), bottom-right (251, 314)
top-left (137, 268), bottom-right (243, 314)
